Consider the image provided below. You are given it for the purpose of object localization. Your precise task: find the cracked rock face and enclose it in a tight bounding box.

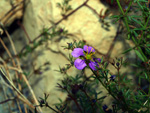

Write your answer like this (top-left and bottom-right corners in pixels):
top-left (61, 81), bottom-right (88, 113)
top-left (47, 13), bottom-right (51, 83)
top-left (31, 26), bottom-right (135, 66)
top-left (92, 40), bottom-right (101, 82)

top-left (22, 0), bottom-right (135, 112)
top-left (0, 0), bottom-right (23, 26)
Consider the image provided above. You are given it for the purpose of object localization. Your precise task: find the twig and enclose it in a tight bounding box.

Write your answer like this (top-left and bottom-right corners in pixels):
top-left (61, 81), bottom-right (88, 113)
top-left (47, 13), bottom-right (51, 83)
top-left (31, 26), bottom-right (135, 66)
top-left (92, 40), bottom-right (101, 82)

top-left (16, 100), bottom-right (23, 113)
top-left (68, 94), bottom-right (83, 113)
top-left (0, 97), bottom-right (17, 104)
top-left (47, 104), bottom-right (59, 113)
top-left (0, 0), bottom-right (24, 24)
top-left (3, 7), bottom-right (23, 25)
top-left (0, 68), bottom-right (32, 106)
top-left (105, 21), bottom-right (123, 60)
top-left (3, 29), bottom-right (25, 112)
top-left (19, 0), bottom-right (89, 54)
top-left (0, 43), bottom-right (34, 112)
top-left (4, 29), bottom-right (43, 112)
top-left (3, 0), bottom-right (90, 63)
top-left (23, 104), bottom-right (28, 113)
top-left (0, 37), bottom-right (13, 80)
top-left (17, 21), bottom-right (31, 43)
top-left (85, 4), bottom-right (100, 18)
top-left (0, 74), bottom-right (12, 113)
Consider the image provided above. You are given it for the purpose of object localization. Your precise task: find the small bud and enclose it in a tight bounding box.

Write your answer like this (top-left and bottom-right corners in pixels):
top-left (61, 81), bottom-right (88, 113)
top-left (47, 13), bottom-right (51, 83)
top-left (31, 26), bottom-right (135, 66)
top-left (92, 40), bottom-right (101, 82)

top-left (71, 84), bottom-right (79, 95)
top-left (64, 86), bottom-right (67, 89)
top-left (91, 99), bottom-right (96, 103)
top-left (71, 61), bottom-right (74, 65)
top-left (116, 62), bottom-right (120, 67)
top-left (110, 75), bottom-right (116, 81)
top-left (59, 28), bottom-right (63, 33)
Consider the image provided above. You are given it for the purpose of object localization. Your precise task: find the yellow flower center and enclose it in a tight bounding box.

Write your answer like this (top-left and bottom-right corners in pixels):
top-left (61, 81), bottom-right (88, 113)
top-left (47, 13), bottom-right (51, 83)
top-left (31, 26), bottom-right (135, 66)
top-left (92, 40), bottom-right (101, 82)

top-left (84, 47), bottom-right (95, 60)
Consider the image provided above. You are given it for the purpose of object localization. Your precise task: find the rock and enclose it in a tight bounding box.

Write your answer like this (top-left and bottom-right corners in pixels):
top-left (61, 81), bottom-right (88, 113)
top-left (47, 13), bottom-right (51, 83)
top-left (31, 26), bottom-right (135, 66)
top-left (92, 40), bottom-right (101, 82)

top-left (22, 0), bottom-right (136, 112)
top-left (0, 0), bottom-right (23, 26)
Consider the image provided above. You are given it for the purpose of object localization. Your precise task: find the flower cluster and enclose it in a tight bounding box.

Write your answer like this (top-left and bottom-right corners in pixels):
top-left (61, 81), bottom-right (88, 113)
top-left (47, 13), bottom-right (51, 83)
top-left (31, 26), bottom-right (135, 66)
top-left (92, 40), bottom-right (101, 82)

top-left (71, 45), bottom-right (101, 70)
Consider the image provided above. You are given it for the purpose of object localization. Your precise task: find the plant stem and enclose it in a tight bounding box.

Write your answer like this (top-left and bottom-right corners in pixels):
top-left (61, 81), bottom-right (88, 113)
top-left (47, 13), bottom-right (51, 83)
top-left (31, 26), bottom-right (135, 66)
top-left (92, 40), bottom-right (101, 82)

top-left (90, 69), bottom-right (118, 101)
top-left (125, 0), bottom-right (133, 15)
top-left (117, 68), bottom-right (120, 90)
top-left (68, 94), bottom-right (83, 113)
top-left (47, 104), bottom-right (59, 113)
top-left (81, 89), bottom-right (95, 113)
top-left (91, 69), bottom-right (133, 112)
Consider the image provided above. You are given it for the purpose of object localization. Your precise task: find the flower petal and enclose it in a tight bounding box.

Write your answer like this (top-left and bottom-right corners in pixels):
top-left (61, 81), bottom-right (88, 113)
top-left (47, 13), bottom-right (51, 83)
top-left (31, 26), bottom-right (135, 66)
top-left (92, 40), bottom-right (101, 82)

top-left (74, 59), bottom-right (87, 70)
top-left (89, 61), bottom-right (98, 70)
top-left (83, 45), bottom-right (88, 51)
top-left (83, 45), bottom-right (95, 53)
top-left (93, 58), bottom-right (101, 63)
top-left (71, 48), bottom-right (84, 57)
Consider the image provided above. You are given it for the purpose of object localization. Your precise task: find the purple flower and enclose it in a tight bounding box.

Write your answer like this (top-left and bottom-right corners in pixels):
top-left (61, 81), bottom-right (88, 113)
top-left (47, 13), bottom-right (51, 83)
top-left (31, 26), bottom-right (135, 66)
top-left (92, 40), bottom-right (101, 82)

top-left (59, 28), bottom-right (63, 33)
top-left (71, 45), bottom-right (101, 70)
top-left (110, 75), bottom-right (116, 81)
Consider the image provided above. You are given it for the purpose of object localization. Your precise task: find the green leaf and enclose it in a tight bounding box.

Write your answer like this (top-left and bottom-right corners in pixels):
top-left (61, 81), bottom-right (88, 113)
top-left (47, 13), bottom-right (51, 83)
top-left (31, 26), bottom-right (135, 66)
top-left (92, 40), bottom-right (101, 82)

top-left (133, 28), bottom-right (146, 31)
top-left (147, 34), bottom-right (150, 38)
top-left (130, 63), bottom-right (139, 67)
top-left (101, 57), bottom-right (103, 63)
top-left (130, 15), bottom-right (143, 18)
top-left (109, 15), bottom-right (120, 19)
top-left (146, 43), bottom-right (150, 47)
top-left (97, 96), bottom-right (106, 100)
top-left (144, 72), bottom-right (148, 79)
top-left (122, 48), bottom-right (133, 54)
top-left (125, 89), bottom-right (130, 97)
top-left (26, 45), bottom-right (32, 52)
top-left (95, 93), bottom-right (97, 99)
top-left (56, 3), bottom-right (61, 8)
top-left (134, 50), bottom-right (145, 62)
top-left (133, 30), bottom-right (138, 37)
top-left (145, 48), bottom-right (150, 54)
top-left (131, 18), bottom-right (143, 27)
top-left (137, 1), bottom-right (143, 10)
top-left (138, 0), bottom-right (148, 3)
top-left (95, 79), bottom-right (99, 84)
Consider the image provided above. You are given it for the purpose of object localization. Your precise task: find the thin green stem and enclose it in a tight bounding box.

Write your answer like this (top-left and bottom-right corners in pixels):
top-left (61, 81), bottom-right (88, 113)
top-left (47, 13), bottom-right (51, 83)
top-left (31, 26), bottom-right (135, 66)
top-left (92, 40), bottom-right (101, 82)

top-left (81, 89), bottom-right (95, 113)
top-left (66, 89), bottom-right (83, 113)
top-left (144, 16), bottom-right (150, 28)
top-left (68, 94), bottom-right (83, 113)
top-left (125, 1), bottom-right (133, 15)
top-left (90, 69), bottom-right (118, 101)
top-left (47, 104), bottom-right (59, 113)
top-left (91, 69), bottom-right (133, 112)
top-left (117, 68), bottom-right (120, 90)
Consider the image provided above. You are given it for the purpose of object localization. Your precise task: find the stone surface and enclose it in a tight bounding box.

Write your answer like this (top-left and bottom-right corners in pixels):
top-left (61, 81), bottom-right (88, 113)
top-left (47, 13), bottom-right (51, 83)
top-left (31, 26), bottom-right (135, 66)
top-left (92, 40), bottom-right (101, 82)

top-left (0, 0), bottom-right (23, 26)
top-left (22, 0), bottom-right (136, 112)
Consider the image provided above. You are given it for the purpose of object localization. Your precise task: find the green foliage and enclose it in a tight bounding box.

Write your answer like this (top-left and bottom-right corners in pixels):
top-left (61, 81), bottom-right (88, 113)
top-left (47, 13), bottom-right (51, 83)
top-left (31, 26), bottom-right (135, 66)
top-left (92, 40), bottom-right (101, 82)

top-left (56, 0), bottom-right (72, 16)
